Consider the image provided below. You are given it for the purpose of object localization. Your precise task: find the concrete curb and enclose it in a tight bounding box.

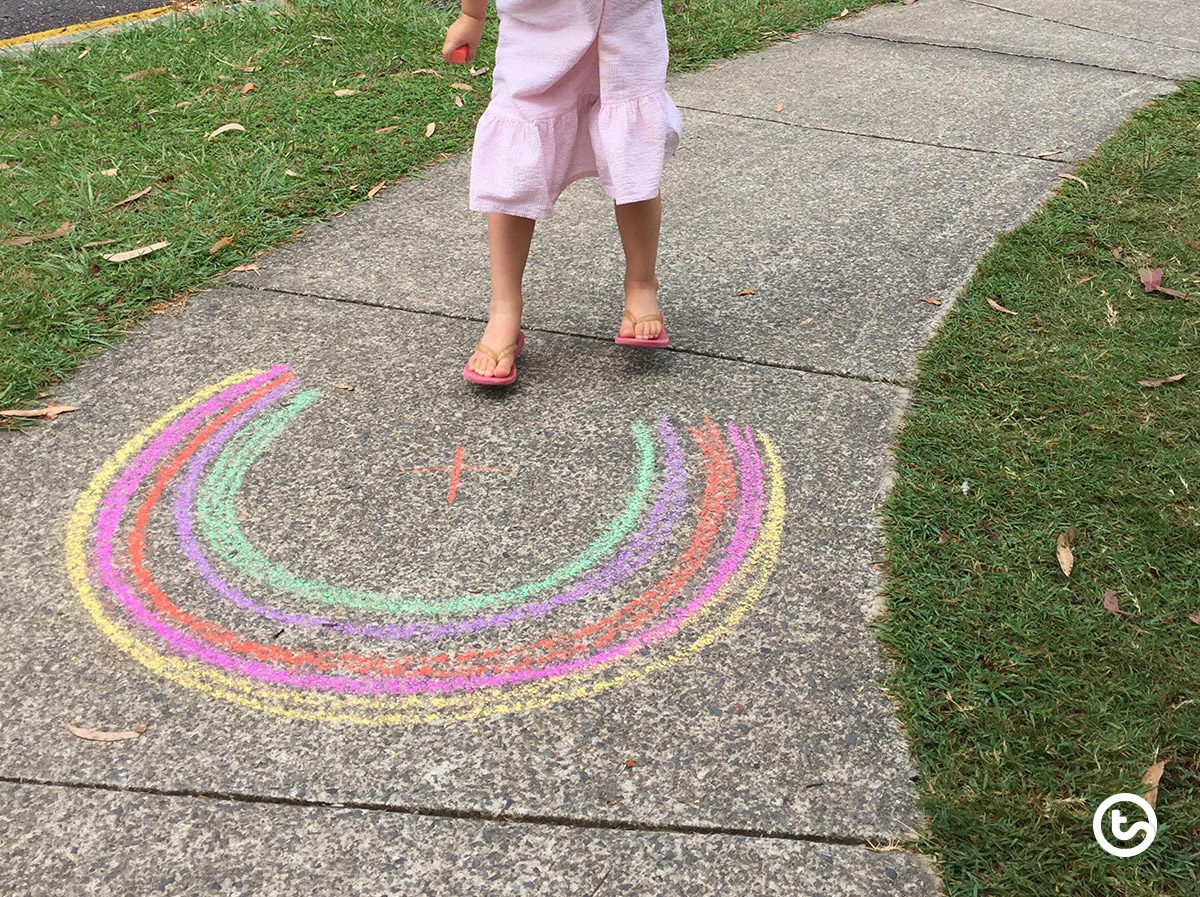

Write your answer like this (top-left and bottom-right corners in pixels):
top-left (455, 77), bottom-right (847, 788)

top-left (0, 0), bottom-right (274, 56)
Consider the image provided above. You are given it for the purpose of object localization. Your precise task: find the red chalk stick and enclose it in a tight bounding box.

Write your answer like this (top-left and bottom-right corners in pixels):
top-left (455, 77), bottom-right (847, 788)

top-left (449, 45), bottom-right (469, 64)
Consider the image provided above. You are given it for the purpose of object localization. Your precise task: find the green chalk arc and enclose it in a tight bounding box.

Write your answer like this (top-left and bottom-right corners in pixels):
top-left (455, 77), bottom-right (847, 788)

top-left (193, 395), bottom-right (657, 615)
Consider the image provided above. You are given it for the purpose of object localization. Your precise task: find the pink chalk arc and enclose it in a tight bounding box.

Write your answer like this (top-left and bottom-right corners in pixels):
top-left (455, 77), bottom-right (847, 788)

top-left (70, 366), bottom-right (787, 723)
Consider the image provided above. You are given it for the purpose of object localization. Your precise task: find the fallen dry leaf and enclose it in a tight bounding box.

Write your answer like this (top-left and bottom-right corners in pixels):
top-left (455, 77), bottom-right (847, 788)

top-left (99, 168), bottom-right (118, 176)
top-left (241, 81), bottom-right (255, 94)
top-left (82, 239), bottom-right (116, 248)
top-left (1185, 237), bottom-right (1200, 251)
top-left (920, 296), bottom-right (942, 306)
top-left (230, 262), bottom-right (262, 273)
top-left (285, 168), bottom-right (300, 177)
top-left (469, 65), bottom-right (489, 77)
top-left (624, 758), bottom-right (637, 769)
top-left (986, 297), bottom-right (1017, 315)
top-left (367, 181), bottom-right (387, 199)
top-left (1142, 760), bottom-right (1166, 809)
top-left (1188, 610), bottom-right (1200, 624)
top-left (333, 383), bottom-right (355, 391)
top-left (1036, 148), bottom-right (1064, 158)
top-left (375, 125), bottom-right (398, 134)
top-left (1058, 172), bottom-right (1088, 189)
top-left (0, 161), bottom-right (14, 170)
top-left (1138, 267), bottom-right (1194, 300)
top-left (313, 34), bottom-right (333, 42)
top-left (219, 59), bottom-right (260, 72)
top-left (112, 185), bottom-right (153, 208)
top-left (453, 95), bottom-right (463, 107)
top-left (1158, 285), bottom-right (1192, 300)
top-left (0, 403), bottom-right (78, 420)
top-left (209, 236), bottom-right (233, 255)
top-left (832, 7), bottom-right (850, 19)
top-left (1138, 372), bottom-right (1188, 388)
top-left (121, 67), bottom-right (166, 82)
top-left (207, 122), bottom-right (246, 139)
top-left (334, 88), bottom-right (360, 97)
top-left (425, 122), bottom-right (437, 137)
top-left (174, 101), bottom-right (192, 109)
top-left (1056, 527), bottom-right (1076, 577)
top-left (1102, 589), bottom-right (1130, 617)
top-left (736, 287), bottom-right (756, 296)
top-left (450, 82), bottom-right (473, 91)
top-left (3, 221), bottom-right (74, 246)
top-left (1113, 246), bottom-right (1124, 259)
top-left (103, 241), bottom-right (170, 263)
top-left (410, 68), bottom-right (442, 77)
top-left (66, 721), bottom-right (147, 742)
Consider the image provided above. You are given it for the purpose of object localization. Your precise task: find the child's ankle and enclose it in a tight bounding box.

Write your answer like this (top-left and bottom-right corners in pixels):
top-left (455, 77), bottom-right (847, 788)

top-left (623, 276), bottom-right (659, 292)
top-left (487, 296), bottom-right (523, 320)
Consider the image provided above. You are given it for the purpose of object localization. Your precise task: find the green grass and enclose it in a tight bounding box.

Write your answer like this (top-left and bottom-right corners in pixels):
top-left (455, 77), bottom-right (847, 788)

top-left (0, 0), bottom-right (891, 413)
top-left (881, 80), bottom-right (1200, 894)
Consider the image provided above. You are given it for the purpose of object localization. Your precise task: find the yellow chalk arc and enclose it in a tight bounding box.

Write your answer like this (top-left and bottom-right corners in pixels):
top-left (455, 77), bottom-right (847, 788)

top-left (65, 372), bottom-right (785, 725)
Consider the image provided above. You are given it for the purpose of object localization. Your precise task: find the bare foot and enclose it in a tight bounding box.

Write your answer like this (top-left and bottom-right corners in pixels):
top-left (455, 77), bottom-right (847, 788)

top-left (466, 300), bottom-right (522, 378)
top-left (617, 277), bottom-right (662, 340)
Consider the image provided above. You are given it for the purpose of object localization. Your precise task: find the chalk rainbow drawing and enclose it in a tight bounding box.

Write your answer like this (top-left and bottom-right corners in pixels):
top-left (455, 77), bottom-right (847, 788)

top-left (65, 366), bottom-right (785, 725)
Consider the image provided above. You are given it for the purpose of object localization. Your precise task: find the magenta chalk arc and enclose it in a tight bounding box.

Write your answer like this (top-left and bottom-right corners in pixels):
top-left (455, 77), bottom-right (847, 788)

top-left (65, 366), bottom-right (787, 724)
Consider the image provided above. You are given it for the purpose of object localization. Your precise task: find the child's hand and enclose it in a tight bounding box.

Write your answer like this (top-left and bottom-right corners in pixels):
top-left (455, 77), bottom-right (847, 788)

top-left (443, 13), bottom-right (484, 64)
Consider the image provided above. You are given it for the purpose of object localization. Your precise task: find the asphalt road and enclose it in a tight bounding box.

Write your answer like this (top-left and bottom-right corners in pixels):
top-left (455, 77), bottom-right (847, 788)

top-left (0, 0), bottom-right (169, 41)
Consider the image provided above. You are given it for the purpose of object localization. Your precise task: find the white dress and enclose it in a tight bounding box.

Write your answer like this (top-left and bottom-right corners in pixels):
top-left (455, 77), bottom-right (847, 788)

top-left (468, 0), bottom-right (684, 219)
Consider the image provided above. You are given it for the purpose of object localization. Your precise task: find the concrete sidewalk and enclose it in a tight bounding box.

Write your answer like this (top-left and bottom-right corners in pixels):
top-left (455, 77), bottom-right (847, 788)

top-left (2, 0), bottom-right (1197, 893)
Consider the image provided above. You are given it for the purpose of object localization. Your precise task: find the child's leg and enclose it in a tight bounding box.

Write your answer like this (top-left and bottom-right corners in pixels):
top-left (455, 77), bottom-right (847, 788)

top-left (467, 212), bottom-right (535, 377)
top-left (614, 193), bottom-right (663, 341)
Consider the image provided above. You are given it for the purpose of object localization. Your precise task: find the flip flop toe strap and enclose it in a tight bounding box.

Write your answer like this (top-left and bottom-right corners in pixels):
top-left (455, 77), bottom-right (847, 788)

top-left (474, 341), bottom-right (518, 363)
top-left (623, 309), bottom-right (664, 325)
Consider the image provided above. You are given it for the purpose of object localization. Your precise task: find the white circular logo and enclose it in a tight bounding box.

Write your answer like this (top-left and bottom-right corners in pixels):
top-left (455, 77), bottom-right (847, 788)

top-left (1093, 793), bottom-right (1158, 857)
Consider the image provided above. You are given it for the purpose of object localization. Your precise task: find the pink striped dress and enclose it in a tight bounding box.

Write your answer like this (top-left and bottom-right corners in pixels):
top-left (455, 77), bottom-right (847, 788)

top-left (468, 0), bottom-right (684, 220)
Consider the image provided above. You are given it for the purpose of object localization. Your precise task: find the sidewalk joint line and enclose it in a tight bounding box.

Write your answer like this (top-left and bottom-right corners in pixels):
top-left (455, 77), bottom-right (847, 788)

top-left (0, 774), bottom-right (918, 853)
top-left (959, 0), bottom-right (1200, 56)
top-left (816, 27), bottom-right (1183, 84)
top-left (672, 103), bottom-right (1075, 163)
top-left (220, 283), bottom-right (912, 390)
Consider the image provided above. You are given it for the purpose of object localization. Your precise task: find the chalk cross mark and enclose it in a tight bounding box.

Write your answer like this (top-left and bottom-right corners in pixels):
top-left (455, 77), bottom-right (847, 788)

top-left (397, 445), bottom-right (507, 504)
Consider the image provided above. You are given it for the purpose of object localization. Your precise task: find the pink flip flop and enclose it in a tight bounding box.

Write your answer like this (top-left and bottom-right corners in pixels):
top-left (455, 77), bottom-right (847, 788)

top-left (463, 330), bottom-right (525, 386)
top-left (615, 310), bottom-right (669, 347)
